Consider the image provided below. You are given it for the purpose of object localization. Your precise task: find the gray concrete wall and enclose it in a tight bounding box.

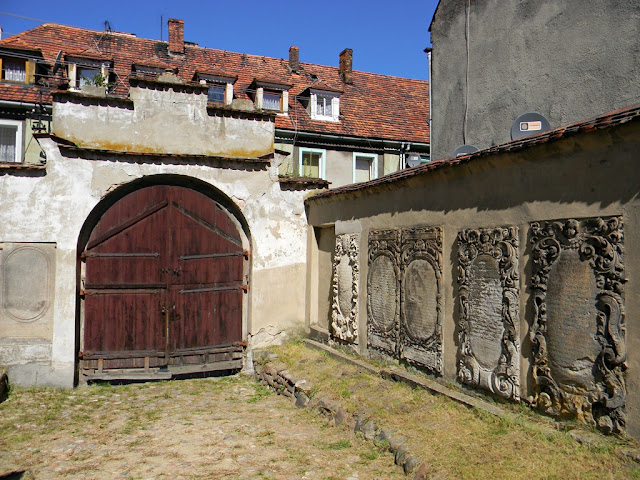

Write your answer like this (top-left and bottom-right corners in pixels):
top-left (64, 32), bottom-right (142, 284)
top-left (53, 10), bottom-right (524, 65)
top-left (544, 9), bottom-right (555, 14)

top-left (0, 87), bottom-right (309, 387)
top-left (430, 0), bottom-right (640, 159)
top-left (305, 120), bottom-right (640, 437)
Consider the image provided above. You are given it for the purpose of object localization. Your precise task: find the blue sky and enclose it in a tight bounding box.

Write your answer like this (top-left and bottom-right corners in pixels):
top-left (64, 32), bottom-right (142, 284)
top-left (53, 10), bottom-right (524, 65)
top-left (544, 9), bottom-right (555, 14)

top-left (0, 1), bottom-right (440, 80)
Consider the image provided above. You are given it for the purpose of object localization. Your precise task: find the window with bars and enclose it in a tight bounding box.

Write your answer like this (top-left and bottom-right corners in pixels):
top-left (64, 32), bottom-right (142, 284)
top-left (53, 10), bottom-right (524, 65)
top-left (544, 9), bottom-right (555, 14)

top-left (0, 120), bottom-right (22, 163)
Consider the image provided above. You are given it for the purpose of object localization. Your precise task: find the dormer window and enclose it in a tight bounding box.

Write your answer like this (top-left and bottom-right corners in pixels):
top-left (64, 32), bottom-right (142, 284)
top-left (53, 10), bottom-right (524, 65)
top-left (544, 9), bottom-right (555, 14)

top-left (263, 90), bottom-right (282, 111)
top-left (309, 89), bottom-right (340, 122)
top-left (67, 56), bottom-right (112, 89)
top-left (2, 58), bottom-right (26, 82)
top-left (0, 53), bottom-right (38, 84)
top-left (195, 71), bottom-right (236, 106)
top-left (251, 79), bottom-right (291, 114)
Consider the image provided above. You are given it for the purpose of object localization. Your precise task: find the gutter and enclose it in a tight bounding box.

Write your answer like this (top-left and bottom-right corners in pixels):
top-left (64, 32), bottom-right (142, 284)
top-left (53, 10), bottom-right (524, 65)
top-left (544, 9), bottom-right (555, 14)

top-left (275, 129), bottom-right (430, 153)
top-left (0, 100), bottom-right (52, 111)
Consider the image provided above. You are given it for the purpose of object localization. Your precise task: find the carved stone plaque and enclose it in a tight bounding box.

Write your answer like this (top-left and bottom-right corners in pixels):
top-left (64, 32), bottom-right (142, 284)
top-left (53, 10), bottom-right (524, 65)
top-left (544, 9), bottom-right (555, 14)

top-left (467, 255), bottom-right (504, 370)
top-left (367, 229), bottom-right (400, 356)
top-left (457, 227), bottom-right (520, 400)
top-left (331, 233), bottom-right (360, 344)
top-left (0, 243), bottom-right (56, 341)
top-left (530, 217), bottom-right (625, 434)
top-left (400, 227), bottom-right (443, 375)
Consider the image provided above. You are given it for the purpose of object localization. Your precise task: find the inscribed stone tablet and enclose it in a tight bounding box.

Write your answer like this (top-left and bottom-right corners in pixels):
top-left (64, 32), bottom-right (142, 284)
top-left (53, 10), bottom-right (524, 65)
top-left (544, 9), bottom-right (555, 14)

top-left (403, 259), bottom-right (438, 340)
top-left (369, 255), bottom-right (397, 332)
top-left (3, 247), bottom-right (51, 322)
top-left (337, 254), bottom-right (353, 316)
top-left (546, 249), bottom-right (599, 390)
top-left (467, 255), bottom-right (503, 370)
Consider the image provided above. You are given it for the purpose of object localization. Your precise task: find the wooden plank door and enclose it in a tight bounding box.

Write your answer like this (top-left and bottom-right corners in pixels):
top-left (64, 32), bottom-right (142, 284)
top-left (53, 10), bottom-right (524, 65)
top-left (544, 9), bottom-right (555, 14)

top-left (166, 188), bottom-right (244, 364)
top-left (81, 185), bottom-right (245, 378)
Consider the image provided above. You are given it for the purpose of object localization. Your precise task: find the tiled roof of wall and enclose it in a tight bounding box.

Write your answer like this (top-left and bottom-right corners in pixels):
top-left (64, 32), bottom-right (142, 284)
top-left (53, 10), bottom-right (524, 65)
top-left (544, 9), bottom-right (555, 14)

top-left (0, 23), bottom-right (429, 144)
top-left (307, 103), bottom-right (640, 202)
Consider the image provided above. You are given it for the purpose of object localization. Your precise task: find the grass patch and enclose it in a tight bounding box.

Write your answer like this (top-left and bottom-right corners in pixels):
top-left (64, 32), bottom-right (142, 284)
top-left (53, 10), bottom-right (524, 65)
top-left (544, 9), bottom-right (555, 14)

top-left (268, 341), bottom-right (640, 480)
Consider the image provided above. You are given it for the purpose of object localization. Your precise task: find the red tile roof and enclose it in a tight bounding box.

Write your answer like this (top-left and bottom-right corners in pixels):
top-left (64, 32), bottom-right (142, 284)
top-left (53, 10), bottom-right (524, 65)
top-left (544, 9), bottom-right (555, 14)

top-left (307, 103), bottom-right (640, 202)
top-left (0, 23), bottom-right (429, 144)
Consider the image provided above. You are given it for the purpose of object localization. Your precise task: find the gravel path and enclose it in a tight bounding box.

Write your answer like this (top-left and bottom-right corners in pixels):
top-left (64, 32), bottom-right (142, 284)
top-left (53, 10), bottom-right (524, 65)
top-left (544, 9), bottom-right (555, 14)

top-left (0, 374), bottom-right (405, 480)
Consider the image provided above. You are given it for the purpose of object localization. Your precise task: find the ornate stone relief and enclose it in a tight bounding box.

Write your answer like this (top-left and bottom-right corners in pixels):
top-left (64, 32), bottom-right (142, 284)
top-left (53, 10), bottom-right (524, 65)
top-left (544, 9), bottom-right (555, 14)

top-left (0, 243), bottom-right (56, 341)
top-left (530, 217), bottom-right (625, 434)
top-left (331, 233), bottom-right (360, 344)
top-left (367, 229), bottom-right (400, 357)
top-left (457, 227), bottom-right (520, 400)
top-left (400, 226), bottom-right (443, 375)
top-left (367, 227), bottom-right (443, 375)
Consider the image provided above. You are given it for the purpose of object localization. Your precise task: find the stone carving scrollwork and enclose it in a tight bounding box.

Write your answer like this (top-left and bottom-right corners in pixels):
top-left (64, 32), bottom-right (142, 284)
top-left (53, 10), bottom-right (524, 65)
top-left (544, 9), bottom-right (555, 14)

top-left (530, 217), bottom-right (625, 434)
top-left (457, 227), bottom-right (520, 400)
top-left (367, 229), bottom-right (400, 356)
top-left (331, 233), bottom-right (360, 344)
top-left (400, 226), bottom-right (443, 375)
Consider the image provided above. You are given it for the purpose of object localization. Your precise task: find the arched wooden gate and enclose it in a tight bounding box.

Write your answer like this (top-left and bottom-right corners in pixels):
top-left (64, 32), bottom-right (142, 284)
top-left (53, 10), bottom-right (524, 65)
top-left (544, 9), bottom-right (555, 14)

top-left (79, 185), bottom-right (247, 381)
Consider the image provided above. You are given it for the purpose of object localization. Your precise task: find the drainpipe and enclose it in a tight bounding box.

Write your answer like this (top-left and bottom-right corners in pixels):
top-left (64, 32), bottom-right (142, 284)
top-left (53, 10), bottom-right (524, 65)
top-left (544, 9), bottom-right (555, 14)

top-left (425, 46), bottom-right (433, 160)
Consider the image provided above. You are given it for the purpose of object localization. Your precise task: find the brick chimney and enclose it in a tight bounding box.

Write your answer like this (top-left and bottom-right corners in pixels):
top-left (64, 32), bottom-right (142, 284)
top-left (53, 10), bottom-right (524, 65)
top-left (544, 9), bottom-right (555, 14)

top-left (289, 46), bottom-right (300, 73)
top-left (168, 18), bottom-right (184, 55)
top-left (339, 48), bottom-right (353, 84)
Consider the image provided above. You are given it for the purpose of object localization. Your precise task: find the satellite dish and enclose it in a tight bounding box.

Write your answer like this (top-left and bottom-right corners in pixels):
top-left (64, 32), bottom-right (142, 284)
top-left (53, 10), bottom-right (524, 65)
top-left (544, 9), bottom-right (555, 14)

top-left (452, 144), bottom-right (478, 157)
top-left (406, 153), bottom-right (422, 168)
top-left (511, 112), bottom-right (550, 140)
top-left (52, 50), bottom-right (63, 74)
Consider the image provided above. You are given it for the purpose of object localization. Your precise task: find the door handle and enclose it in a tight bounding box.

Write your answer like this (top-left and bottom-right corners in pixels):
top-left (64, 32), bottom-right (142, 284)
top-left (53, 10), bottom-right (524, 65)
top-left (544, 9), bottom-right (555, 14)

top-left (170, 304), bottom-right (180, 322)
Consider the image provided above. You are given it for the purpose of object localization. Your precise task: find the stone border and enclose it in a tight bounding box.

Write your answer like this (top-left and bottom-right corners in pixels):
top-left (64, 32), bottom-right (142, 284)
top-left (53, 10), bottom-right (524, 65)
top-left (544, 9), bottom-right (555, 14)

top-left (253, 352), bottom-right (427, 478)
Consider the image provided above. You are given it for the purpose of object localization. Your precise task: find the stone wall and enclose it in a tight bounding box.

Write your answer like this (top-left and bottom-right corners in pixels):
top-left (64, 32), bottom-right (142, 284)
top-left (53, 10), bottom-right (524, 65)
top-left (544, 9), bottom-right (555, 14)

top-left (429, 0), bottom-right (640, 159)
top-left (305, 118), bottom-right (640, 437)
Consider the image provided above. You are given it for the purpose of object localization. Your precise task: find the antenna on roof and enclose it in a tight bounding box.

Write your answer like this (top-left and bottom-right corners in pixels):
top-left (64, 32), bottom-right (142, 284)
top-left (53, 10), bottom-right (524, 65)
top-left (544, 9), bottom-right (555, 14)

top-left (160, 15), bottom-right (163, 42)
top-left (104, 20), bottom-right (112, 33)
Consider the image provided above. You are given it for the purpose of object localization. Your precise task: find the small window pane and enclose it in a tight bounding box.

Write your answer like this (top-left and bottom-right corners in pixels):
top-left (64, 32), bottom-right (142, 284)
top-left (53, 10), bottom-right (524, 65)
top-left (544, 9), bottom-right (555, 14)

top-left (316, 94), bottom-right (333, 116)
top-left (78, 67), bottom-right (100, 87)
top-left (355, 156), bottom-right (372, 183)
top-left (208, 84), bottom-right (225, 103)
top-left (263, 91), bottom-right (281, 111)
top-left (3, 59), bottom-right (26, 82)
top-left (301, 152), bottom-right (321, 178)
top-left (0, 125), bottom-right (18, 163)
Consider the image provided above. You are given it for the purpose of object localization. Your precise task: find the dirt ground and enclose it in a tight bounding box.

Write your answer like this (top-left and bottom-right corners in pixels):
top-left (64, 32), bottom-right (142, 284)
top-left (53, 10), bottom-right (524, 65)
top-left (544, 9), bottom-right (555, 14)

top-left (0, 374), bottom-right (404, 480)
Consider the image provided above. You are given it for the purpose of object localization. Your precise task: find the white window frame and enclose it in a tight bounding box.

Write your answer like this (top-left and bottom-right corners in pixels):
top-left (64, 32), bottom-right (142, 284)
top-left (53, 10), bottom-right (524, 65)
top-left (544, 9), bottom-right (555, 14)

top-left (310, 89), bottom-right (340, 122)
top-left (256, 86), bottom-right (289, 114)
top-left (0, 119), bottom-right (23, 163)
top-left (352, 152), bottom-right (378, 183)
top-left (299, 147), bottom-right (326, 179)
top-left (68, 58), bottom-right (109, 90)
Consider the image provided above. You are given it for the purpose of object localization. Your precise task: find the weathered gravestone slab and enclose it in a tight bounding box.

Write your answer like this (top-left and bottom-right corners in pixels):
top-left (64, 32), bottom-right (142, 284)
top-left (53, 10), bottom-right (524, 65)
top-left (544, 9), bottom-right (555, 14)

top-left (457, 227), bottom-right (520, 400)
top-left (0, 243), bottom-right (56, 342)
top-left (530, 217), bottom-right (625, 434)
top-left (367, 229), bottom-right (400, 356)
top-left (400, 226), bottom-right (443, 375)
top-left (331, 233), bottom-right (360, 344)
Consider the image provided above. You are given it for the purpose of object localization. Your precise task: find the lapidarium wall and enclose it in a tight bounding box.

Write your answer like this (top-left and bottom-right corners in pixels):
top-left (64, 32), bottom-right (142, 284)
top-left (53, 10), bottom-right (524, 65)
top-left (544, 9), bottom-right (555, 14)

top-left (305, 116), bottom-right (640, 437)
